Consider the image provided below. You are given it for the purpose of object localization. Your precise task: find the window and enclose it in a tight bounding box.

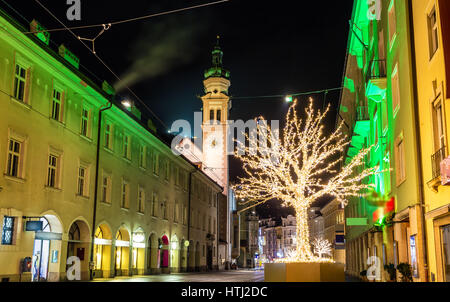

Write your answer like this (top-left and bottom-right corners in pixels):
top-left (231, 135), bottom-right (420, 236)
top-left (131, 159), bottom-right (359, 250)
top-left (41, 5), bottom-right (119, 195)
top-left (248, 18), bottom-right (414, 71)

top-left (174, 202), bottom-right (179, 223)
top-left (13, 63), bottom-right (29, 103)
top-left (123, 134), bottom-right (131, 160)
top-left (165, 160), bottom-right (170, 181)
top-left (121, 180), bottom-right (130, 209)
top-left (208, 216), bottom-right (211, 233)
top-left (1, 216), bottom-right (15, 245)
top-left (217, 110), bottom-right (222, 123)
top-left (153, 153), bottom-right (159, 175)
top-left (183, 206), bottom-right (188, 225)
top-left (441, 225), bottom-right (450, 282)
top-left (80, 107), bottom-right (91, 138)
top-left (428, 7), bottom-right (439, 58)
top-left (139, 145), bottom-right (147, 168)
top-left (51, 88), bottom-right (64, 122)
top-left (395, 134), bottom-right (406, 185)
top-left (432, 99), bottom-right (446, 151)
top-left (175, 166), bottom-right (180, 186)
top-left (203, 215), bottom-right (206, 231)
top-left (77, 166), bottom-right (88, 197)
top-left (210, 110), bottom-right (215, 122)
top-left (152, 193), bottom-right (158, 217)
top-left (388, 0), bottom-right (397, 44)
top-left (104, 123), bottom-right (113, 150)
top-left (46, 154), bottom-right (60, 188)
top-left (6, 139), bottom-right (21, 178)
top-left (138, 187), bottom-right (145, 213)
top-left (162, 200), bottom-right (167, 220)
top-left (101, 174), bottom-right (112, 204)
top-left (391, 66), bottom-right (400, 115)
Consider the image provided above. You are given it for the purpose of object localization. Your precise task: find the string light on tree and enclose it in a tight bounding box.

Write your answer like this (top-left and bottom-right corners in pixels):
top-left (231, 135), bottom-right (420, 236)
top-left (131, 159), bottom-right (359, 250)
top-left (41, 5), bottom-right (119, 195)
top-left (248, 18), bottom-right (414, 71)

top-left (232, 98), bottom-right (377, 263)
top-left (312, 237), bottom-right (333, 259)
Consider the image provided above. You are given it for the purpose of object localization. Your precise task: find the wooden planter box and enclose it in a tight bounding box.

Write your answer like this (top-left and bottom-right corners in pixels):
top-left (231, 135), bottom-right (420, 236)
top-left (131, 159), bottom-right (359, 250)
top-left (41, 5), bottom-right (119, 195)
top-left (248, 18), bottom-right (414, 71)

top-left (265, 262), bottom-right (345, 282)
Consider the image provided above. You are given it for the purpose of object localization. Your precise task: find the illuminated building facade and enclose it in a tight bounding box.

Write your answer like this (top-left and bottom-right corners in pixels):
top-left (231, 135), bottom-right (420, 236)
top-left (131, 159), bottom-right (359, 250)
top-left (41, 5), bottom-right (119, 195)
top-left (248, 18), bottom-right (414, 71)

top-left (0, 9), bottom-right (222, 281)
top-left (339, 0), bottom-right (427, 282)
top-left (410, 0), bottom-right (450, 283)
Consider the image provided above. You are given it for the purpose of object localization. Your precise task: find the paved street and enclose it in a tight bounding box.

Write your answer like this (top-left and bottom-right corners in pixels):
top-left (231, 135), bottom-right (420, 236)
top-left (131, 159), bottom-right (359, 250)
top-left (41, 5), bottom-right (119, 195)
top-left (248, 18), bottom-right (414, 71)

top-left (93, 269), bottom-right (265, 282)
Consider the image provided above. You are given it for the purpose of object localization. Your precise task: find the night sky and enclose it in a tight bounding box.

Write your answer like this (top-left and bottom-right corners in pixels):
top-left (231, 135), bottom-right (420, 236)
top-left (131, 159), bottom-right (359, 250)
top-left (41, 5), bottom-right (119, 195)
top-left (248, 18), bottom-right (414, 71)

top-left (1, 0), bottom-right (354, 217)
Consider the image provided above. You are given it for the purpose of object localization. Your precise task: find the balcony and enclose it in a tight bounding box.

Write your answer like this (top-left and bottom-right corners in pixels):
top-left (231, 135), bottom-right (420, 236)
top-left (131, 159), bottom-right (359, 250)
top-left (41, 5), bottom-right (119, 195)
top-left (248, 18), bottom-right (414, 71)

top-left (366, 59), bottom-right (387, 102)
top-left (428, 147), bottom-right (446, 191)
top-left (346, 106), bottom-right (370, 163)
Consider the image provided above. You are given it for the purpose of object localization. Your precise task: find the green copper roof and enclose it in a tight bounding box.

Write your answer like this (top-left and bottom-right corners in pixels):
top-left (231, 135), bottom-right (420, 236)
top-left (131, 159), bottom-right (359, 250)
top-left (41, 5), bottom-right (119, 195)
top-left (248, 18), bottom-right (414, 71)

top-left (204, 36), bottom-right (230, 80)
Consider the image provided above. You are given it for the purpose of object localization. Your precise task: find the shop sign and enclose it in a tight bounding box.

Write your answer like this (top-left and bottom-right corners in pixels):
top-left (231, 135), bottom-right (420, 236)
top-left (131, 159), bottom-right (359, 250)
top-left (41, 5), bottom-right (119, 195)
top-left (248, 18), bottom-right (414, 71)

top-left (35, 232), bottom-right (62, 241)
top-left (94, 238), bottom-right (112, 246)
top-left (115, 240), bottom-right (130, 247)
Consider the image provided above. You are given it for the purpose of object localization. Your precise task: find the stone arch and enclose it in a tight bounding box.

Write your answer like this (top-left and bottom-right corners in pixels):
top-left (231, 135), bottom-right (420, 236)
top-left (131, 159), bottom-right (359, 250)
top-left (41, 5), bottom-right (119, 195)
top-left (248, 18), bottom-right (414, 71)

top-left (32, 212), bottom-right (64, 282)
top-left (66, 219), bottom-right (91, 281)
top-left (114, 226), bottom-right (131, 277)
top-left (93, 223), bottom-right (113, 279)
top-left (131, 227), bottom-right (146, 275)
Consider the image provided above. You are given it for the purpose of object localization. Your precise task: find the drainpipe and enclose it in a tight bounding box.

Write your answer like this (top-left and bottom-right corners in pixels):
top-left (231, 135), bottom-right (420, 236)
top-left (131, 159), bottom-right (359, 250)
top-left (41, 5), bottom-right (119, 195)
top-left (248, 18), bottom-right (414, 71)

top-left (408, 0), bottom-right (429, 282)
top-left (89, 101), bottom-right (112, 281)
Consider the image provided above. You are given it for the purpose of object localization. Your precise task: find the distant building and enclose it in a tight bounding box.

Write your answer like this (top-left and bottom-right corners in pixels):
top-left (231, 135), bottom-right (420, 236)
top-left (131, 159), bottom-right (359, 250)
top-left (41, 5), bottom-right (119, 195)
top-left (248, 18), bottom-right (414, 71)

top-left (321, 199), bottom-right (346, 264)
top-left (238, 211), bottom-right (259, 268)
top-left (259, 215), bottom-right (297, 261)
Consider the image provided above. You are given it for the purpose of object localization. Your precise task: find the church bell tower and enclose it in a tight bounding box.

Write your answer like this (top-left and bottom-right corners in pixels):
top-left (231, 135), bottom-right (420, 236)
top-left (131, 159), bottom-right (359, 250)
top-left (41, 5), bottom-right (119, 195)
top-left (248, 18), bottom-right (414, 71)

top-left (201, 36), bottom-right (231, 195)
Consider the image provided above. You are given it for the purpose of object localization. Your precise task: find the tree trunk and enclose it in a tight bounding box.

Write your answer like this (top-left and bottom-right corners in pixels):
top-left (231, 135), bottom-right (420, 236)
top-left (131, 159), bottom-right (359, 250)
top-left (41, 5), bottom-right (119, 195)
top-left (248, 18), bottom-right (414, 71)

top-left (294, 206), bottom-right (314, 261)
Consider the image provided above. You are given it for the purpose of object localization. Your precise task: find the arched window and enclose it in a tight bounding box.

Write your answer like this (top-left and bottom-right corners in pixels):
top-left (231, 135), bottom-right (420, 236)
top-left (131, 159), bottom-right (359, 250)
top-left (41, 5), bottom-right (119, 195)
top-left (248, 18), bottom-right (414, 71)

top-left (216, 110), bottom-right (222, 123)
top-left (69, 223), bottom-right (80, 241)
top-left (210, 110), bottom-right (215, 123)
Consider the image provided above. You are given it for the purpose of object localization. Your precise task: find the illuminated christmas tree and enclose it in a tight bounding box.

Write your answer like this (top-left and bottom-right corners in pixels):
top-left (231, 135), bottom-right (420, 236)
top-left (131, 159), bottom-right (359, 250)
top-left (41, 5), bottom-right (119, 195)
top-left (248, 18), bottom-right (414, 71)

top-left (233, 99), bottom-right (376, 263)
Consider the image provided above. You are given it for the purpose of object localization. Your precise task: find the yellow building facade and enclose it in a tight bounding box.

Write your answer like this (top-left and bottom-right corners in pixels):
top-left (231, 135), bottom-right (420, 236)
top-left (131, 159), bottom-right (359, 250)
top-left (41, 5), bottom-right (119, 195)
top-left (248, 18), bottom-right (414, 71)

top-left (411, 0), bottom-right (450, 282)
top-left (0, 10), bottom-right (222, 282)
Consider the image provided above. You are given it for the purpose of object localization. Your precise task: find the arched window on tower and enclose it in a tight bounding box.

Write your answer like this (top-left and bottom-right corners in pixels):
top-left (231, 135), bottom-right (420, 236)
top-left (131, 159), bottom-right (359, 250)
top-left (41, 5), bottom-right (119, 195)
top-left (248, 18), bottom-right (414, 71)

top-left (210, 110), bottom-right (215, 124)
top-left (217, 110), bottom-right (222, 123)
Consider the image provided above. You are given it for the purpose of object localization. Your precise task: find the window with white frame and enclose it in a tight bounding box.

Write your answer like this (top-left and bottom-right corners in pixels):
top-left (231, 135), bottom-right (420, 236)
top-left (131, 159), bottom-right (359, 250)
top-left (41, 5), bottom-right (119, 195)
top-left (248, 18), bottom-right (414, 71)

top-left (139, 144), bottom-right (147, 168)
top-left (123, 134), bottom-right (131, 160)
top-left (6, 139), bottom-right (22, 178)
top-left (395, 134), bottom-right (406, 186)
top-left (138, 186), bottom-right (145, 213)
top-left (121, 180), bottom-right (130, 209)
top-left (432, 98), bottom-right (446, 152)
top-left (80, 107), bottom-right (91, 138)
top-left (101, 173), bottom-right (112, 204)
top-left (174, 202), bottom-right (179, 222)
top-left (77, 165), bottom-right (89, 197)
top-left (183, 205), bottom-right (188, 225)
top-left (388, 0), bottom-right (397, 44)
top-left (1, 216), bottom-right (15, 245)
top-left (13, 63), bottom-right (29, 103)
top-left (104, 122), bottom-right (114, 150)
top-left (46, 154), bottom-right (60, 188)
top-left (51, 87), bottom-right (64, 122)
top-left (428, 6), bottom-right (439, 58)
top-left (391, 65), bottom-right (400, 115)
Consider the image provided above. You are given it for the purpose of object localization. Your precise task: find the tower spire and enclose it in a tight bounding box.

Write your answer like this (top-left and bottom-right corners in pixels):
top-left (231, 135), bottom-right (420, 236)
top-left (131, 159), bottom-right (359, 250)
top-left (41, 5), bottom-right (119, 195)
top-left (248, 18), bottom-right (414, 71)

top-left (204, 35), bottom-right (230, 80)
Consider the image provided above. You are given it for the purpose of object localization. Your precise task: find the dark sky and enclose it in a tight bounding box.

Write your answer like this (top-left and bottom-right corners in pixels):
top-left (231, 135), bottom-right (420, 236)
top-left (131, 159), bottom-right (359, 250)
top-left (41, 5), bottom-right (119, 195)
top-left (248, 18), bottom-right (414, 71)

top-left (2, 0), bottom-right (354, 217)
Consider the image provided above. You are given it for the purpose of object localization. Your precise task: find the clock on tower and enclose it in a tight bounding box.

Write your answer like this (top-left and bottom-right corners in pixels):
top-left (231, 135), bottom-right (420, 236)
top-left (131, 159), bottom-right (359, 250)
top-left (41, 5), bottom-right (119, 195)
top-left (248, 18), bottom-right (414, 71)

top-left (201, 36), bottom-right (231, 195)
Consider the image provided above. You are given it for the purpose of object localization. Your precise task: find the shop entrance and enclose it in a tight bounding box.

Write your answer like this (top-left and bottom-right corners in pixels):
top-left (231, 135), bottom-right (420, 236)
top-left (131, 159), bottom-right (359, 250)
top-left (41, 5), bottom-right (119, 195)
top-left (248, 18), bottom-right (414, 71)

top-left (32, 215), bottom-right (63, 282)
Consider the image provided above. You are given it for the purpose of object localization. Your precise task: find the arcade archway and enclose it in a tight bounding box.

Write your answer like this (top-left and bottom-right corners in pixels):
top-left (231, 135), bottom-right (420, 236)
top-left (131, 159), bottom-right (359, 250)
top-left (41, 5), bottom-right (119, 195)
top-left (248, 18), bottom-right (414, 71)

top-left (66, 219), bottom-right (91, 281)
top-left (93, 223), bottom-right (112, 279)
top-left (114, 227), bottom-right (130, 276)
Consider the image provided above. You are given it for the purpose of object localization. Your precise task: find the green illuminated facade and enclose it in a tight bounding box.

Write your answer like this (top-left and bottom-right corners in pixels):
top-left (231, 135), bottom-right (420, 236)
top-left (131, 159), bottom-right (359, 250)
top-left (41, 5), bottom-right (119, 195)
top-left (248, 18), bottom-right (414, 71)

top-left (339, 0), bottom-right (427, 281)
